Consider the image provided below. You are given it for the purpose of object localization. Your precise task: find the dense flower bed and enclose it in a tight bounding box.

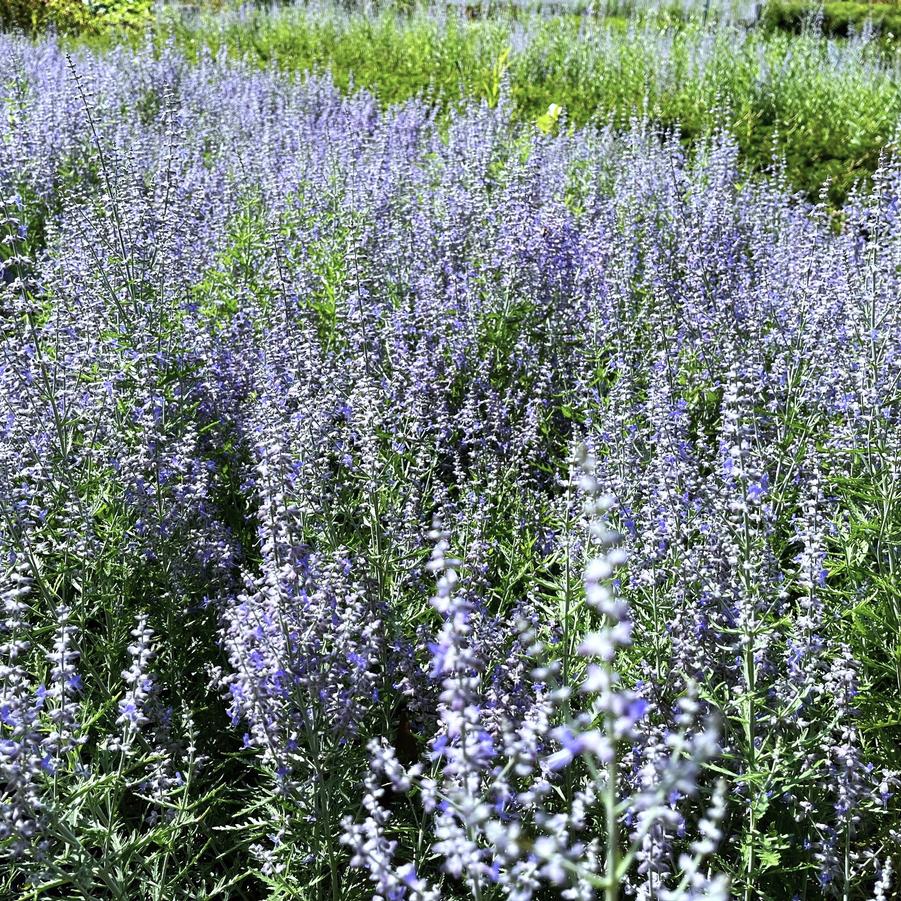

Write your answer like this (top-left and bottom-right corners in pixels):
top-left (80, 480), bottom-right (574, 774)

top-left (0, 35), bottom-right (898, 899)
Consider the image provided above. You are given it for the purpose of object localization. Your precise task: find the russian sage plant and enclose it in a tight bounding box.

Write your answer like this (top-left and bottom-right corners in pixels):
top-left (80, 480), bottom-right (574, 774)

top-left (0, 28), bottom-right (898, 900)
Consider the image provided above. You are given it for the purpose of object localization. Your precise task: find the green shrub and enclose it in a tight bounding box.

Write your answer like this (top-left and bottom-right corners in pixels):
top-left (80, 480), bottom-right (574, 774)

top-left (0, 0), bottom-right (93, 34)
top-left (0, 0), bottom-right (154, 36)
top-left (762, 0), bottom-right (901, 39)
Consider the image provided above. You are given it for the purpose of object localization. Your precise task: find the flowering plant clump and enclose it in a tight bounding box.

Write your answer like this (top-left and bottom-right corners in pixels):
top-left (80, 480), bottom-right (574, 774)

top-left (343, 464), bottom-right (728, 901)
top-left (0, 24), bottom-right (898, 901)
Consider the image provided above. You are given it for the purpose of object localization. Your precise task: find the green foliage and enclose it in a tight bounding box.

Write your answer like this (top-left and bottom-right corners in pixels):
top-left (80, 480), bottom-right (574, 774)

top-left (159, 7), bottom-right (509, 109)
top-left (762, 0), bottom-right (901, 40)
top-left (0, 0), bottom-right (93, 35)
top-left (0, 0), bottom-right (154, 36)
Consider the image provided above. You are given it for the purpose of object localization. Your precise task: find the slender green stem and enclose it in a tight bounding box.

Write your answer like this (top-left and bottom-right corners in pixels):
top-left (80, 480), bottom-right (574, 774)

top-left (605, 742), bottom-right (619, 901)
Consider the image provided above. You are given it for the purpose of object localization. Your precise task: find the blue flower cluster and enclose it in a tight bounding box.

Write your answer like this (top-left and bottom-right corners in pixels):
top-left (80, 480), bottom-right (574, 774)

top-left (0, 30), bottom-right (897, 900)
